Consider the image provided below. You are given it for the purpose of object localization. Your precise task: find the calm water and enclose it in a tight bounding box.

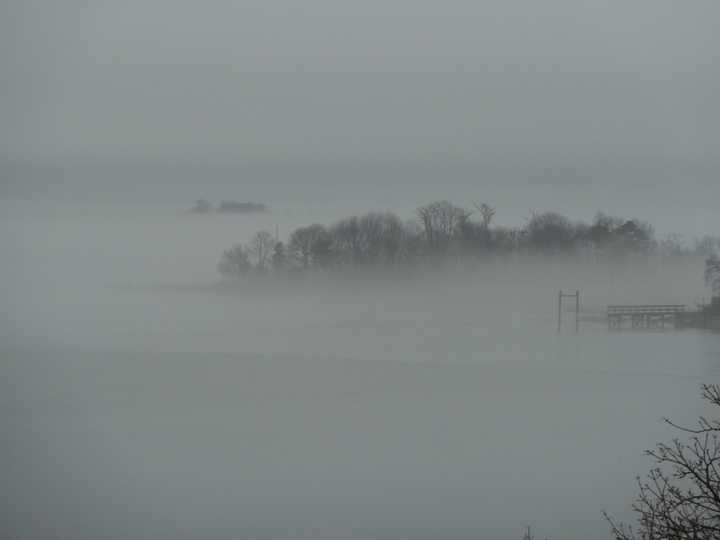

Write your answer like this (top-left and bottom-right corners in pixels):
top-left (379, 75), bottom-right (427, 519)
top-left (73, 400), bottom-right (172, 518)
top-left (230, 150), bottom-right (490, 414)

top-left (2, 163), bottom-right (720, 540)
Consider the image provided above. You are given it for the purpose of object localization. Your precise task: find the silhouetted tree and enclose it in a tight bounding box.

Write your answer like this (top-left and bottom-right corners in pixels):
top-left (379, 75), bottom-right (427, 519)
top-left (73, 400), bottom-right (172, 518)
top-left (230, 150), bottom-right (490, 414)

top-left (605, 384), bottom-right (720, 540)
top-left (523, 211), bottom-right (578, 252)
top-left (455, 214), bottom-right (487, 255)
top-left (399, 220), bottom-right (425, 265)
top-left (288, 224), bottom-right (327, 269)
top-left (589, 212), bottom-right (623, 241)
top-left (271, 241), bottom-right (287, 272)
top-left (474, 202), bottom-right (496, 230)
top-left (416, 201), bottom-right (470, 254)
top-left (218, 244), bottom-right (252, 277)
top-left (586, 214), bottom-right (650, 254)
top-left (358, 212), bottom-right (386, 264)
top-left (310, 228), bottom-right (335, 270)
top-left (614, 220), bottom-right (655, 254)
top-left (377, 212), bottom-right (405, 266)
top-left (219, 205), bottom-right (704, 276)
top-left (331, 216), bottom-right (363, 266)
top-left (340, 212), bottom-right (406, 266)
top-left (247, 230), bottom-right (275, 272)
top-left (706, 255), bottom-right (720, 295)
top-left (695, 237), bottom-right (720, 257)
top-left (492, 226), bottom-right (522, 253)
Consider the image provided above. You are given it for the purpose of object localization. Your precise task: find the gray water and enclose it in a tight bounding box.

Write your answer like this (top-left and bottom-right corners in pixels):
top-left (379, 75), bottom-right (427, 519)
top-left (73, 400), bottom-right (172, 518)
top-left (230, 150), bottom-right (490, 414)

top-left (2, 163), bottom-right (720, 540)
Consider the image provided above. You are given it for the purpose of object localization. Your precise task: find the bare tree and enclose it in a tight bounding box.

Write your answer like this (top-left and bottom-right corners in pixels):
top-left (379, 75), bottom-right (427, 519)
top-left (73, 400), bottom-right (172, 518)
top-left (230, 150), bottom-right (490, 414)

top-left (473, 202), bottom-right (496, 230)
top-left (340, 212), bottom-right (405, 267)
top-left (331, 216), bottom-right (363, 266)
top-left (584, 213), bottom-right (655, 256)
top-left (695, 237), bottom-right (720, 258)
top-left (615, 220), bottom-right (655, 254)
top-left (271, 241), bottom-right (287, 272)
top-left (605, 384), bottom-right (720, 540)
top-left (288, 224), bottom-right (327, 269)
top-left (378, 212), bottom-right (405, 266)
top-left (399, 219), bottom-right (425, 264)
top-left (247, 230), bottom-right (275, 271)
top-left (706, 255), bottom-right (720, 295)
top-left (359, 212), bottom-right (385, 264)
top-left (309, 227), bottom-right (335, 270)
top-left (416, 201), bottom-right (470, 254)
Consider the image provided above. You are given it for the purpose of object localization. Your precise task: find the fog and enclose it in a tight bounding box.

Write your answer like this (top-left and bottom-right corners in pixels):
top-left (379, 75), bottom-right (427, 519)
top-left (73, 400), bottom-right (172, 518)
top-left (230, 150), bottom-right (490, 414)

top-left (3, 0), bottom-right (719, 161)
top-left (2, 181), bottom-right (719, 540)
top-left (3, 1), bottom-right (720, 539)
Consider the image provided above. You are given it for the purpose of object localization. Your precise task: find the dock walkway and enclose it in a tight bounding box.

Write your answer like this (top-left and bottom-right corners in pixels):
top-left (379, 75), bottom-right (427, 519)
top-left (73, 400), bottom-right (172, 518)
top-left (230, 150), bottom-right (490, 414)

top-left (607, 305), bottom-right (686, 329)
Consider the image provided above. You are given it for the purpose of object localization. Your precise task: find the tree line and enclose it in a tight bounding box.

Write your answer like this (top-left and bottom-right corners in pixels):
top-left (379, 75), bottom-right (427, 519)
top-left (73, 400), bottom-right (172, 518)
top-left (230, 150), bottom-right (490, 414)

top-left (218, 201), bottom-right (720, 278)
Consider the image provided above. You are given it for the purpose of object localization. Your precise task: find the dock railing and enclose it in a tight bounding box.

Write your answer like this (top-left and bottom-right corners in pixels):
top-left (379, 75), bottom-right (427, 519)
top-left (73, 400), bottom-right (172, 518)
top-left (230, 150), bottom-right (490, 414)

top-left (607, 305), bottom-right (686, 329)
top-left (607, 305), bottom-right (686, 315)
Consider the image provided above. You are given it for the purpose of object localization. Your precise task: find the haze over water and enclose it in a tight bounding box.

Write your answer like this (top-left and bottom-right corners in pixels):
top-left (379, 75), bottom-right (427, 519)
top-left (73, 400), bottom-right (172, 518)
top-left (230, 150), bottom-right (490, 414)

top-left (3, 1), bottom-right (720, 538)
top-left (3, 169), bottom-right (720, 540)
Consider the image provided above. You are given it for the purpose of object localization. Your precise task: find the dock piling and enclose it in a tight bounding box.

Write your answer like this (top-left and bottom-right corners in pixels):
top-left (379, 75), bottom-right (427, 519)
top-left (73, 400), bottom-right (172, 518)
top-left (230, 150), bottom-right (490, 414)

top-left (558, 290), bottom-right (580, 333)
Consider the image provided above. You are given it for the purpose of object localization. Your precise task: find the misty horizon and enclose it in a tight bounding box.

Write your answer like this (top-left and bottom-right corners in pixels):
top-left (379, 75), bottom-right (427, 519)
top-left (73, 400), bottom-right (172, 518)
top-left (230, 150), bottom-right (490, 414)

top-left (3, 1), bottom-right (720, 539)
top-left (3, 0), bottom-right (719, 163)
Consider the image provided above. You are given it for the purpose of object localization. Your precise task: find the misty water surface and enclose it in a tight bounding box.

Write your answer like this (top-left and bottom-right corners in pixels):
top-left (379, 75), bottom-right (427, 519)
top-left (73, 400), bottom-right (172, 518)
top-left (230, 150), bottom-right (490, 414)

top-left (5, 0), bottom-right (720, 537)
top-left (2, 182), bottom-right (720, 540)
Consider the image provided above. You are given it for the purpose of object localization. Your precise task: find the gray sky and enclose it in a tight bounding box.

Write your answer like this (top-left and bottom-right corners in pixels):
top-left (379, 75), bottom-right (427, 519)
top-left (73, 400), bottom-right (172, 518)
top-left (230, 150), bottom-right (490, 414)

top-left (3, 0), bottom-right (719, 161)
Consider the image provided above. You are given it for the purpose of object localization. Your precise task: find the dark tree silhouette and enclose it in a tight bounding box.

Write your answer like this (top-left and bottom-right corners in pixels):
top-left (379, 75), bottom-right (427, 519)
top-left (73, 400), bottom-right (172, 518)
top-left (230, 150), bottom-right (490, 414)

top-left (331, 216), bottom-right (363, 266)
top-left (585, 213), bottom-right (655, 255)
top-left (219, 203), bottom-right (717, 276)
top-left (329, 212), bottom-right (405, 267)
top-left (271, 241), bottom-right (287, 272)
top-left (706, 255), bottom-right (720, 295)
top-left (416, 201), bottom-right (470, 254)
top-left (474, 202), bottom-right (496, 230)
top-left (615, 220), bottom-right (655, 253)
top-left (588, 213), bottom-right (624, 251)
top-left (247, 230), bottom-right (275, 271)
top-left (696, 237), bottom-right (720, 257)
top-left (288, 224), bottom-right (328, 269)
top-left (309, 228), bottom-right (335, 270)
top-left (605, 384), bottom-right (720, 540)
top-left (523, 211), bottom-right (578, 252)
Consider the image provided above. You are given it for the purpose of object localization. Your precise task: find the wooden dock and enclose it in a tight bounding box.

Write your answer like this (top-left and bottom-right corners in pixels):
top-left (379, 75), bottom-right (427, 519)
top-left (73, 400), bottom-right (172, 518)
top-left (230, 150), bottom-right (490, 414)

top-left (607, 305), bottom-right (686, 330)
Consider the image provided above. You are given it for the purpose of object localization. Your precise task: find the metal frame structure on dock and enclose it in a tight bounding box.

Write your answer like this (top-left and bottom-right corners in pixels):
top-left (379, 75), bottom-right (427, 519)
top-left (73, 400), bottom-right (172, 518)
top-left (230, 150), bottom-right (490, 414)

top-left (607, 305), bottom-right (685, 330)
top-left (558, 290), bottom-right (580, 333)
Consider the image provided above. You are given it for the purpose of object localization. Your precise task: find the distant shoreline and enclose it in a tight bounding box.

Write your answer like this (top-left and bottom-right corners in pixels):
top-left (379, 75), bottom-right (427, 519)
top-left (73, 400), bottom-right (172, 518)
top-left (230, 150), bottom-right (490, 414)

top-left (188, 200), bottom-right (269, 214)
